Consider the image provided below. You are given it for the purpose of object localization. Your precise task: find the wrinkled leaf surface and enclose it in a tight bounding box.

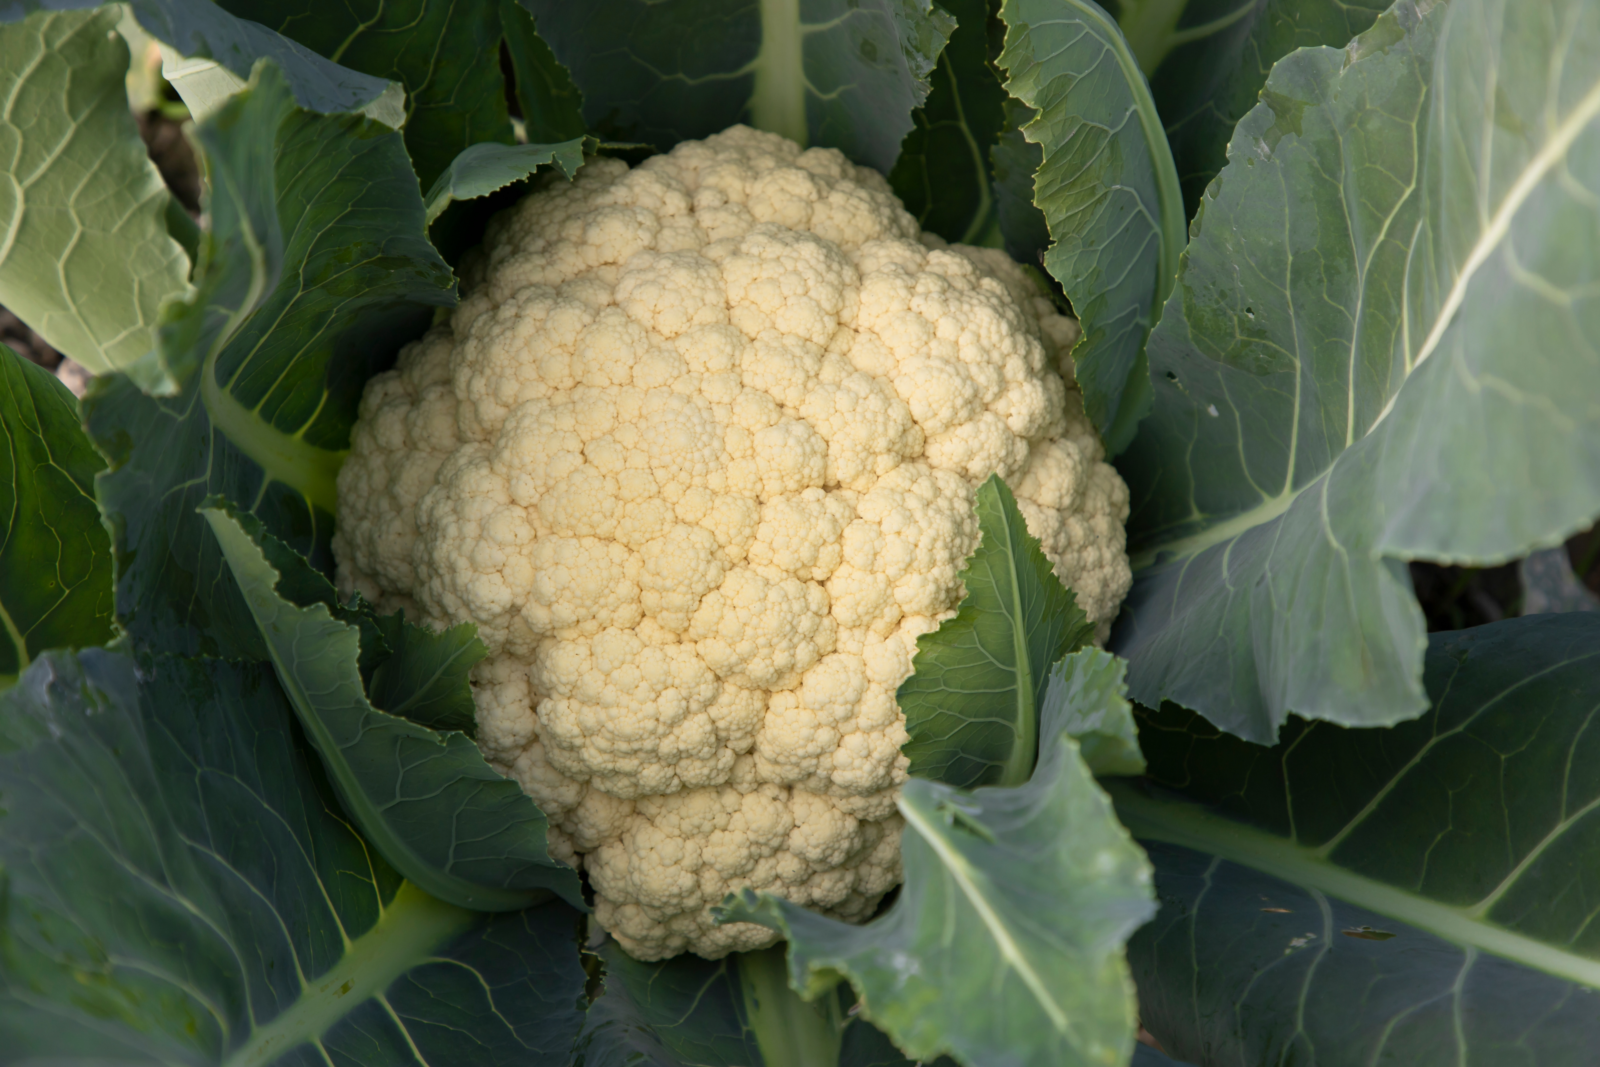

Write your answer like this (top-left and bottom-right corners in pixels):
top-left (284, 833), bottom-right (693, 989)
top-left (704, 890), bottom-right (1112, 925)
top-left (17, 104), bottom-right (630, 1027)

top-left (1114, 613), bottom-right (1600, 1059)
top-left (206, 504), bottom-right (585, 912)
top-left (0, 647), bottom-right (587, 1066)
top-left (1114, 0), bottom-right (1600, 740)
top-left (996, 0), bottom-right (1185, 455)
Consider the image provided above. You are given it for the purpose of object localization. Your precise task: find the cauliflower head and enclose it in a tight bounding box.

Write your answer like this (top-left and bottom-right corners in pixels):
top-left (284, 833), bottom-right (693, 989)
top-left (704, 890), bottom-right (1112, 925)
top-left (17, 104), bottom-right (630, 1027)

top-left (334, 126), bottom-right (1132, 960)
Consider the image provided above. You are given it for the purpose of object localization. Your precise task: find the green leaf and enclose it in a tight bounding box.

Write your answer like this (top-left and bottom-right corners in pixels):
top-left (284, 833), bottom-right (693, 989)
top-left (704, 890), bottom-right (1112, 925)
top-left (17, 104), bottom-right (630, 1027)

top-left (996, 0), bottom-right (1186, 456)
top-left (500, 0), bottom-right (588, 145)
top-left (720, 652), bottom-right (1156, 1067)
top-left (888, 0), bottom-right (1007, 245)
top-left (899, 474), bottom-right (1094, 789)
top-left (203, 503), bottom-right (585, 913)
top-left (989, 96), bottom-right (1051, 268)
top-left (0, 8), bottom-right (192, 376)
top-left (424, 137), bottom-right (590, 225)
top-left (1114, 0), bottom-right (1600, 741)
top-left (1040, 647), bottom-right (1144, 778)
top-left (0, 646), bottom-right (587, 1065)
top-left (0, 345), bottom-right (113, 688)
top-left (1114, 612), bottom-right (1600, 1058)
top-left (577, 942), bottom-right (931, 1067)
top-left (83, 58), bottom-right (454, 660)
top-left (215, 0), bottom-right (515, 188)
top-left (1, 0), bottom-right (405, 121)
top-left (367, 611), bottom-right (489, 736)
top-left (518, 0), bottom-right (957, 172)
top-left (1113, 0), bottom-right (1388, 216)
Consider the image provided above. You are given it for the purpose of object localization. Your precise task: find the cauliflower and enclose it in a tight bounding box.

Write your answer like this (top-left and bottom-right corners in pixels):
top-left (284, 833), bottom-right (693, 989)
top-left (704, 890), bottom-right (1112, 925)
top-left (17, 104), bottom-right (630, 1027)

top-left (334, 126), bottom-right (1132, 960)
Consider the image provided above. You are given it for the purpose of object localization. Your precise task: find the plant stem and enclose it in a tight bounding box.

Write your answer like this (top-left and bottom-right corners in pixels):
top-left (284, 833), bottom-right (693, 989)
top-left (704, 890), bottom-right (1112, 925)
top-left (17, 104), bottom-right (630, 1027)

top-left (739, 943), bottom-right (843, 1067)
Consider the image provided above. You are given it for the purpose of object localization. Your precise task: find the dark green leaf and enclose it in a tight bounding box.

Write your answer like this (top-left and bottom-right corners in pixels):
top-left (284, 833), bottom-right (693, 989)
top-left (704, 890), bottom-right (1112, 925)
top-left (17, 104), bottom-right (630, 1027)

top-left (0, 8), bottom-right (192, 376)
top-left (206, 497), bottom-right (489, 735)
top-left (1114, 0), bottom-right (1388, 216)
top-left (721, 651), bottom-right (1155, 1067)
top-left (424, 137), bottom-right (590, 225)
top-left (1112, 612), bottom-right (1600, 1058)
top-left (84, 59), bottom-right (454, 660)
top-left (899, 474), bottom-right (1094, 789)
top-left (1132, 842), bottom-right (1600, 1067)
top-left (1040, 647), bottom-right (1144, 777)
top-left (216, 0), bottom-right (515, 188)
top-left (368, 611), bottom-right (488, 736)
top-left (577, 942), bottom-right (927, 1067)
top-left (1114, 0), bottom-right (1600, 741)
top-left (0, 646), bottom-right (587, 1065)
top-left (518, 0), bottom-right (956, 172)
top-left (888, 0), bottom-right (1008, 244)
top-left (204, 504), bottom-right (585, 913)
top-left (989, 96), bottom-right (1051, 268)
top-left (0, 346), bottom-right (113, 688)
top-left (1, 0), bottom-right (403, 121)
top-left (500, 0), bottom-right (588, 145)
top-left (996, 0), bottom-right (1186, 455)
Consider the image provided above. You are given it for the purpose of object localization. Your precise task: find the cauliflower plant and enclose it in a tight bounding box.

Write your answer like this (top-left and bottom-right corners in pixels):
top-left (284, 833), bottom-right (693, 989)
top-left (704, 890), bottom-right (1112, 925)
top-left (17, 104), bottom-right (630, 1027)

top-left (334, 126), bottom-right (1132, 960)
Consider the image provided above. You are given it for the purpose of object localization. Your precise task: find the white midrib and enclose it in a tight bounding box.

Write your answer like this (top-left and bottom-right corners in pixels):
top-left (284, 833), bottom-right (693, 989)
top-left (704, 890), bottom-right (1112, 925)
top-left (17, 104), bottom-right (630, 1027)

top-left (1369, 70), bottom-right (1600, 428)
top-left (896, 796), bottom-right (1074, 1034)
top-left (1141, 68), bottom-right (1600, 568)
top-left (748, 0), bottom-right (808, 146)
top-left (1108, 781), bottom-right (1600, 989)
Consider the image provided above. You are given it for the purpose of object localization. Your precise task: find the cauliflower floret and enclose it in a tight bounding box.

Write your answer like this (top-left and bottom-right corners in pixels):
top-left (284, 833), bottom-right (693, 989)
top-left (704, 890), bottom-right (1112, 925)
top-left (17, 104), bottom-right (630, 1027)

top-left (333, 125), bottom-right (1131, 960)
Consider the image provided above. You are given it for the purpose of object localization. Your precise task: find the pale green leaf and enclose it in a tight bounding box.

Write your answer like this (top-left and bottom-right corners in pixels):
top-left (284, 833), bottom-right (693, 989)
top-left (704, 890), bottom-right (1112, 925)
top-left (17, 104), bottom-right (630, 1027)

top-left (1040, 647), bottom-right (1144, 778)
top-left (720, 651), bottom-right (1155, 1067)
top-left (996, 0), bottom-right (1186, 455)
top-left (1114, 0), bottom-right (1600, 741)
top-left (0, 8), bottom-right (191, 375)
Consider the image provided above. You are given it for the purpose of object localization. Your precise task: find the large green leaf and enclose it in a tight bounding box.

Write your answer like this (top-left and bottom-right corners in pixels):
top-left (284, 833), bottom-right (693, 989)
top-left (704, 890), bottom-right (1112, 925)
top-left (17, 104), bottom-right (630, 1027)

top-left (518, 0), bottom-right (956, 173)
top-left (1041, 647), bottom-right (1145, 778)
top-left (1133, 843), bottom-right (1600, 1066)
top-left (1112, 613), bottom-right (1600, 1058)
top-left (899, 474), bottom-right (1094, 789)
top-left (204, 504), bottom-right (585, 913)
top-left (424, 137), bottom-right (589, 225)
top-left (722, 647), bottom-right (1154, 1067)
top-left (577, 943), bottom-right (927, 1067)
top-left (996, 0), bottom-right (1186, 456)
top-left (0, 8), bottom-right (192, 376)
top-left (1113, 0), bottom-right (1600, 741)
top-left (1108, 0), bottom-right (1388, 216)
top-left (84, 59), bottom-right (455, 660)
top-left (1, 0), bottom-right (402, 121)
top-left (215, 0), bottom-right (512, 188)
top-left (0, 646), bottom-right (587, 1065)
top-left (888, 0), bottom-right (1008, 245)
top-left (0, 345), bottom-right (113, 687)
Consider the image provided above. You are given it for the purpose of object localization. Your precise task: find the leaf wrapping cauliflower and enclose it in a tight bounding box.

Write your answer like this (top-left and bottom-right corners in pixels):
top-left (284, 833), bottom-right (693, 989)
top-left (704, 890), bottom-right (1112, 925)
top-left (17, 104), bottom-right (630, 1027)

top-left (334, 126), bottom-right (1132, 960)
